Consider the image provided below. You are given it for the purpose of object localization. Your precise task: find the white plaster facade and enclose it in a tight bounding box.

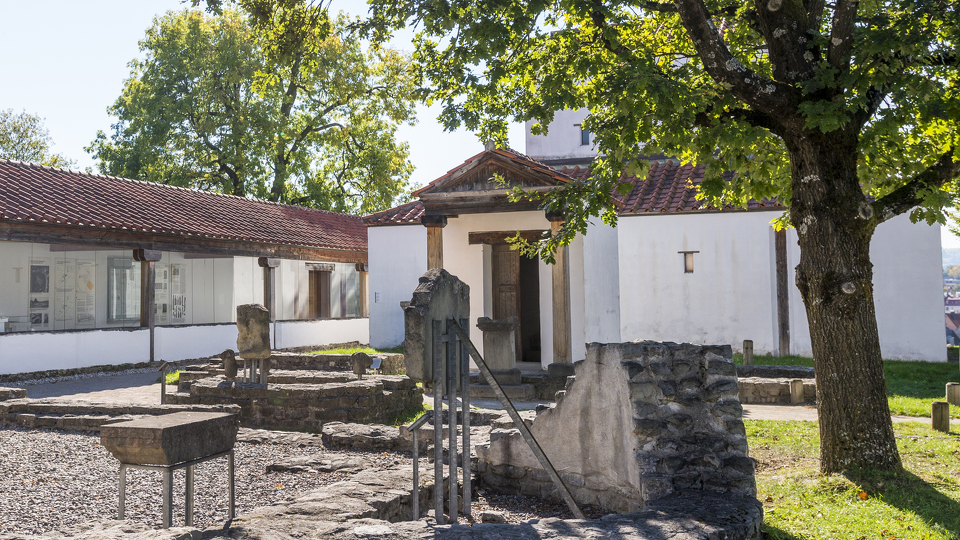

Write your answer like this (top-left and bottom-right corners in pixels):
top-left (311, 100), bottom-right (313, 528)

top-left (524, 109), bottom-right (594, 162)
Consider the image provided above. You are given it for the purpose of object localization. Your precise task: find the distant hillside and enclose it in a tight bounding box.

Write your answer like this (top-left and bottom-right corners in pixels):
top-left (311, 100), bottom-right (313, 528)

top-left (944, 248), bottom-right (960, 268)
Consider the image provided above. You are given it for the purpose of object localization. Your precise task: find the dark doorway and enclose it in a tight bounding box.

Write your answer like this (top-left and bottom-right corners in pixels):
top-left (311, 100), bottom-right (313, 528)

top-left (308, 269), bottom-right (331, 319)
top-left (491, 244), bottom-right (541, 363)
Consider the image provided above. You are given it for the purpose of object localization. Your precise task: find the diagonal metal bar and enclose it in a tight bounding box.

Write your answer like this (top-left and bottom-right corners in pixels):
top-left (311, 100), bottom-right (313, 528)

top-left (449, 320), bottom-right (584, 520)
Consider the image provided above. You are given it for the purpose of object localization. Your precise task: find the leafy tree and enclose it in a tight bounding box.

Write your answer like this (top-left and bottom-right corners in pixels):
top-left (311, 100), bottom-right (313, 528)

top-left (0, 109), bottom-right (76, 168)
top-left (89, 7), bottom-right (417, 214)
top-left (945, 265), bottom-right (960, 280)
top-left (366, 0), bottom-right (959, 473)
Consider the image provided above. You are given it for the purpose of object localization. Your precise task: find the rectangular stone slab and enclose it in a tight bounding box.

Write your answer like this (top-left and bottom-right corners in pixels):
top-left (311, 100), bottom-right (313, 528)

top-left (101, 412), bottom-right (239, 466)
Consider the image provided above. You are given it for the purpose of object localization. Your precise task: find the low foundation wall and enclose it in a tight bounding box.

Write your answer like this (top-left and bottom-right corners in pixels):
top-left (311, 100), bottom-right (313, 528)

top-left (167, 375), bottom-right (423, 431)
top-left (738, 377), bottom-right (816, 404)
top-left (476, 341), bottom-right (757, 514)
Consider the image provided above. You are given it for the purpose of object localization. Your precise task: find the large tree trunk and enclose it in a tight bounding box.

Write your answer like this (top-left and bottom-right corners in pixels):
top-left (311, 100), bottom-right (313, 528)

top-left (788, 132), bottom-right (902, 473)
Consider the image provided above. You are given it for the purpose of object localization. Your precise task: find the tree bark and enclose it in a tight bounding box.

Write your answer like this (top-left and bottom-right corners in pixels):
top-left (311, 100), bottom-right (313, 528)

top-left (788, 132), bottom-right (902, 473)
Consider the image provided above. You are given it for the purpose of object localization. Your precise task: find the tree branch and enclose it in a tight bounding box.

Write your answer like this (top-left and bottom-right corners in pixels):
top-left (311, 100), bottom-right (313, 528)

top-left (827, 0), bottom-right (858, 69)
top-left (873, 148), bottom-right (960, 223)
top-left (672, 0), bottom-right (801, 116)
top-left (695, 107), bottom-right (784, 135)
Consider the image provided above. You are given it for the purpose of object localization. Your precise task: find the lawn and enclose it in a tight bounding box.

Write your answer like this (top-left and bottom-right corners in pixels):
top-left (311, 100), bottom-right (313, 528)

top-left (734, 353), bottom-right (960, 418)
top-left (750, 420), bottom-right (960, 539)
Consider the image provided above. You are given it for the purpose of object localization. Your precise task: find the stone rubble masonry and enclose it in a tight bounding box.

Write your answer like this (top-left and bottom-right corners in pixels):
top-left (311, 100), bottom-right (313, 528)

top-left (737, 377), bottom-right (816, 404)
top-left (236, 304), bottom-right (271, 360)
top-left (166, 374), bottom-right (423, 432)
top-left (0, 399), bottom-right (240, 432)
top-left (0, 387), bottom-right (26, 401)
top-left (403, 268), bottom-right (471, 383)
top-left (475, 341), bottom-right (757, 514)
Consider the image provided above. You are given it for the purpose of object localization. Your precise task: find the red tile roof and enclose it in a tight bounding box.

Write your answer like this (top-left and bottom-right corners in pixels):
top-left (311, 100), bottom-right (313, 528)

top-left (365, 157), bottom-right (780, 226)
top-left (0, 159), bottom-right (367, 252)
top-left (561, 161), bottom-right (780, 215)
top-left (362, 200), bottom-right (424, 226)
top-left (412, 147), bottom-right (574, 197)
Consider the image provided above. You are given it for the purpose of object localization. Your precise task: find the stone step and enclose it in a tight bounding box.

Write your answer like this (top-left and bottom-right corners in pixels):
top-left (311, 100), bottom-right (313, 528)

top-left (467, 383), bottom-right (535, 400)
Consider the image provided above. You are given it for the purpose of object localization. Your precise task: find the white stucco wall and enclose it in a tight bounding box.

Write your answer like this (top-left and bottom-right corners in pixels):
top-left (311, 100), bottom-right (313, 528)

top-left (275, 318), bottom-right (370, 349)
top-left (524, 109), bottom-right (595, 161)
top-left (583, 220), bottom-right (621, 344)
top-left (618, 210), bottom-right (945, 362)
top-left (367, 225), bottom-right (427, 348)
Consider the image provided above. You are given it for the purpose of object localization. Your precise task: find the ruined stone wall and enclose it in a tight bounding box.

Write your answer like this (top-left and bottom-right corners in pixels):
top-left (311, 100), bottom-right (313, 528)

top-left (738, 377), bottom-right (816, 404)
top-left (476, 341), bottom-right (756, 513)
top-left (167, 375), bottom-right (422, 431)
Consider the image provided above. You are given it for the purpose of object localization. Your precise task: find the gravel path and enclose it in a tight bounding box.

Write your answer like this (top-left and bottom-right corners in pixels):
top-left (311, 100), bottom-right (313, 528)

top-left (0, 427), bottom-right (407, 535)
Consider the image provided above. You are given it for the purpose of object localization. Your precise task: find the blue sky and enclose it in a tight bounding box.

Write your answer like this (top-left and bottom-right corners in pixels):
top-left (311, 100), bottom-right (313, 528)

top-left (0, 0), bottom-right (523, 194)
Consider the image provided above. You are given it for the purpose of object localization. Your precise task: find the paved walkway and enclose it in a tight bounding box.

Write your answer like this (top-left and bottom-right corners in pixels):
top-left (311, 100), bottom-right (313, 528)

top-left (11, 370), bottom-right (954, 424)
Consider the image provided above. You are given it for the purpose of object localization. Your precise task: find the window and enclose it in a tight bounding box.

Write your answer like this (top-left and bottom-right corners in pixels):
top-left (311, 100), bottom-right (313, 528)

top-left (307, 264), bottom-right (332, 319)
top-left (107, 258), bottom-right (140, 323)
top-left (576, 124), bottom-right (590, 146)
top-left (678, 251), bottom-right (699, 273)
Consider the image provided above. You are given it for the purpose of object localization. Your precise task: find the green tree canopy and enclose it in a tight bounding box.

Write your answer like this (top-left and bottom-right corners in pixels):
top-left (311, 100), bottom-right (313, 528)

top-left (0, 109), bottom-right (76, 169)
top-left (366, 0), bottom-right (959, 474)
top-left (88, 6), bottom-right (417, 214)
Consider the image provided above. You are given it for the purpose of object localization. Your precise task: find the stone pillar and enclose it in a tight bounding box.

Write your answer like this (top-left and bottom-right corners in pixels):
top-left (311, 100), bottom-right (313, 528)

top-left (356, 263), bottom-right (369, 317)
top-left (422, 215), bottom-right (447, 270)
top-left (547, 211), bottom-right (571, 364)
top-left (476, 316), bottom-right (521, 385)
top-left (134, 249), bottom-right (162, 363)
top-left (933, 401), bottom-right (950, 432)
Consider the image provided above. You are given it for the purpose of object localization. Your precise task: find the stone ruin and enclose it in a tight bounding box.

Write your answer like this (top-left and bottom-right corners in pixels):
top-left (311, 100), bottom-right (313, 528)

top-left (165, 303), bottom-right (423, 432)
top-left (476, 341), bottom-right (756, 513)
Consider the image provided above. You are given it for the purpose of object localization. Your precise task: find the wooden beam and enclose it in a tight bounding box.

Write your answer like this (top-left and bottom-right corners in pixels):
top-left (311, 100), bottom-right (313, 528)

top-left (468, 230), bottom-right (549, 245)
top-left (138, 253), bottom-right (157, 363)
top-left (550, 219), bottom-right (572, 364)
top-left (259, 258), bottom-right (279, 323)
top-left (426, 226), bottom-right (444, 270)
top-left (0, 221), bottom-right (367, 264)
top-left (775, 228), bottom-right (790, 356)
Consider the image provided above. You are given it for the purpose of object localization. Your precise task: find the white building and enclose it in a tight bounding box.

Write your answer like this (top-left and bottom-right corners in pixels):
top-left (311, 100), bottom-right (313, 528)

top-left (0, 160), bottom-right (370, 375)
top-left (363, 116), bottom-right (945, 364)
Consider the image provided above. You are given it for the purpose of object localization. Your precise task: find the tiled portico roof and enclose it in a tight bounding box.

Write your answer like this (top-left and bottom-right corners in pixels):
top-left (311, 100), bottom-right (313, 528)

top-left (365, 158), bottom-right (781, 226)
top-left (0, 159), bottom-right (367, 253)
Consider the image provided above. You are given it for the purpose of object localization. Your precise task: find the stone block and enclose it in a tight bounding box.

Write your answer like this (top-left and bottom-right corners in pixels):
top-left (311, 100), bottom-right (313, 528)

top-left (403, 269), bottom-right (470, 383)
top-left (481, 369), bottom-right (522, 386)
top-left (236, 304), bottom-right (271, 360)
top-left (100, 412), bottom-right (239, 466)
top-left (546, 362), bottom-right (576, 378)
top-left (476, 316), bottom-right (519, 370)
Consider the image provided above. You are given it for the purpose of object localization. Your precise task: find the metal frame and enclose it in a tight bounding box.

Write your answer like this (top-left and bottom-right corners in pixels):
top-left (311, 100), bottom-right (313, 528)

top-left (118, 449), bottom-right (235, 528)
top-left (406, 317), bottom-right (581, 523)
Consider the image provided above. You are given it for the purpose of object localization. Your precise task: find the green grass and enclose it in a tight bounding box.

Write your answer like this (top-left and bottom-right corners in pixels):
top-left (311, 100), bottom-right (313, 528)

top-left (161, 370), bottom-right (181, 385)
top-left (735, 353), bottom-right (960, 418)
top-left (384, 402), bottom-right (430, 426)
top-left (750, 420), bottom-right (960, 539)
top-left (310, 345), bottom-right (404, 355)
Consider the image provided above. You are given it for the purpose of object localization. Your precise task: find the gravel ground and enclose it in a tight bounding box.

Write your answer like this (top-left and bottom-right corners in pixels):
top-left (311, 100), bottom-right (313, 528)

top-left (0, 427), bottom-right (406, 534)
top-left (0, 426), bottom-right (607, 534)
top-left (5, 367), bottom-right (161, 388)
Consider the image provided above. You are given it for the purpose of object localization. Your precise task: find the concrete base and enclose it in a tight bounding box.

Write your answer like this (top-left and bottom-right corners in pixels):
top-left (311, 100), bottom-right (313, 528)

top-left (546, 362), bottom-right (576, 378)
top-left (468, 383), bottom-right (535, 401)
top-left (480, 369), bottom-right (522, 386)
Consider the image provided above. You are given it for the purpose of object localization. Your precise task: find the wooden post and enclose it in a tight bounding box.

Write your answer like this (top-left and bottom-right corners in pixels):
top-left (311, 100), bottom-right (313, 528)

top-left (356, 263), bottom-right (369, 317)
top-left (548, 212), bottom-right (572, 364)
top-left (947, 383), bottom-right (960, 407)
top-left (790, 379), bottom-right (804, 405)
top-left (134, 249), bottom-right (162, 363)
top-left (775, 229), bottom-right (790, 356)
top-left (743, 340), bottom-right (754, 365)
top-left (258, 257), bottom-right (280, 350)
top-left (933, 401), bottom-right (950, 432)
top-left (422, 215), bottom-right (447, 270)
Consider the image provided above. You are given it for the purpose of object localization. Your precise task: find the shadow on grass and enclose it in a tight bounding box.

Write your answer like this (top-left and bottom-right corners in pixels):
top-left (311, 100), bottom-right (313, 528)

top-left (761, 525), bottom-right (803, 539)
top-left (847, 468), bottom-right (960, 537)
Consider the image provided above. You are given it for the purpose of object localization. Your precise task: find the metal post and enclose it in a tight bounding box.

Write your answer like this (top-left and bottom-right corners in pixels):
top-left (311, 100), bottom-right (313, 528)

top-left (447, 320), bottom-right (458, 523)
top-left (432, 319), bottom-right (444, 525)
top-left (185, 464), bottom-right (195, 526)
top-left (158, 361), bottom-right (169, 405)
top-left (118, 465), bottom-right (126, 519)
top-left (460, 317), bottom-right (471, 519)
top-left (162, 469), bottom-right (173, 528)
top-left (412, 427), bottom-right (419, 521)
top-left (228, 450), bottom-right (236, 520)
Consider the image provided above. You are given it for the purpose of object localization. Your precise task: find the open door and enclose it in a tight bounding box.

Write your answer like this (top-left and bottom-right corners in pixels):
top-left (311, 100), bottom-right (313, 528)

top-left (491, 244), bottom-right (540, 363)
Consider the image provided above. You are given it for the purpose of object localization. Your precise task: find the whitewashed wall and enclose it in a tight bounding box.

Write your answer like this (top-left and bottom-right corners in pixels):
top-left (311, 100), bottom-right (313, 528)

top-left (583, 220), bottom-right (621, 344)
top-left (617, 210), bottom-right (945, 362)
top-left (274, 318), bottom-right (369, 349)
top-left (525, 109), bottom-right (595, 162)
top-left (367, 225), bottom-right (427, 348)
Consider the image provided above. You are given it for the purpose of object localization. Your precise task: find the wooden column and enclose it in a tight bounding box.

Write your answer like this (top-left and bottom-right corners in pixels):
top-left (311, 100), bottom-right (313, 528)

top-left (134, 249), bottom-right (162, 363)
top-left (356, 263), bottom-right (369, 317)
top-left (422, 215), bottom-right (447, 270)
top-left (775, 229), bottom-right (791, 356)
top-left (258, 257), bottom-right (280, 322)
top-left (548, 212), bottom-right (572, 364)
